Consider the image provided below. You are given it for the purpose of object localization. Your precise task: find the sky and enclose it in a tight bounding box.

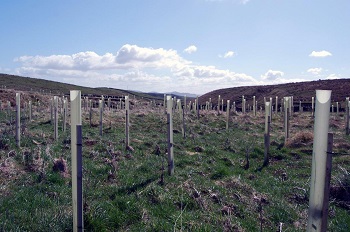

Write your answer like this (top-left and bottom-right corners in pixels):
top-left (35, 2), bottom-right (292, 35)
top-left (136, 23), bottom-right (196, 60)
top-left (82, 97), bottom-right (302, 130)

top-left (1, 0), bottom-right (349, 95)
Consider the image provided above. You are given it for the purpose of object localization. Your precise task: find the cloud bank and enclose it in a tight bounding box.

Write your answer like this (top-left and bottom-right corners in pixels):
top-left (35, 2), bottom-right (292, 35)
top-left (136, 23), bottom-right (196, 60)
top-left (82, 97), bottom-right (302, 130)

top-left (14, 44), bottom-right (257, 94)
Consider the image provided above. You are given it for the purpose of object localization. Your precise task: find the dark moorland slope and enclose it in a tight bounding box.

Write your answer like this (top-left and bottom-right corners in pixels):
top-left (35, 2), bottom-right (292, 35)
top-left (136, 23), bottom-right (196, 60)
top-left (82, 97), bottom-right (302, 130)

top-left (199, 79), bottom-right (350, 108)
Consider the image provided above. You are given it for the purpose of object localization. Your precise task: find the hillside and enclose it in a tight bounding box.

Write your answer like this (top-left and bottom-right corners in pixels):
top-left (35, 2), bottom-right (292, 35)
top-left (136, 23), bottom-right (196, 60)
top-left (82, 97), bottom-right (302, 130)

top-left (199, 79), bottom-right (350, 108)
top-left (0, 73), bottom-right (163, 101)
top-left (2, 73), bottom-right (350, 108)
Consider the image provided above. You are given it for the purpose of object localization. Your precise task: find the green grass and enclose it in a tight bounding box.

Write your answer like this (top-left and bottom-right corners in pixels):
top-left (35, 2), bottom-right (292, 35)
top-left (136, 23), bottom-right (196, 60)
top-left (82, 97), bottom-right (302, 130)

top-left (0, 103), bottom-right (350, 231)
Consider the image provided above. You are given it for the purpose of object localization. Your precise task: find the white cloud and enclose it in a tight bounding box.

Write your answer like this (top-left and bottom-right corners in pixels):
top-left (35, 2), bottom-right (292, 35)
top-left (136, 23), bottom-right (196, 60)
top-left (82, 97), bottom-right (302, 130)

top-left (183, 45), bottom-right (197, 54)
top-left (15, 52), bottom-right (117, 70)
top-left (15, 44), bottom-right (190, 71)
top-left (309, 50), bottom-right (332, 58)
top-left (218, 51), bottom-right (235, 58)
top-left (326, 74), bottom-right (339, 80)
top-left (14, 44), bottom-right (258, 94)
top-left (261, 70), bottom-right (284, 80)
top-left (114, 44), bottom-right (191, 70)
top-left (307, 67), bottom-right (323, 75)
top-left (223, 51), bottom-right (235, 58)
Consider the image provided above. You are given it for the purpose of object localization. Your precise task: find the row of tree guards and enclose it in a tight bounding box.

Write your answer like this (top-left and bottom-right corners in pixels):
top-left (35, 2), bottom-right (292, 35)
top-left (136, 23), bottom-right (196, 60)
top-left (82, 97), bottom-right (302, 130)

top-left (175, 94), bottom-right (347, 115)
top-left (165, 90), bottom-right (344, 232)
top-left (1, 90), bottom-right (349, 231)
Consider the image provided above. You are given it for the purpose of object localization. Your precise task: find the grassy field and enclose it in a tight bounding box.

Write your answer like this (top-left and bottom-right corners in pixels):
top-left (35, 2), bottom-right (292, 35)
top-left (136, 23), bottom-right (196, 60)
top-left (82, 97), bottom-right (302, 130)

top-left (0, 91), bottom-right (349, 231)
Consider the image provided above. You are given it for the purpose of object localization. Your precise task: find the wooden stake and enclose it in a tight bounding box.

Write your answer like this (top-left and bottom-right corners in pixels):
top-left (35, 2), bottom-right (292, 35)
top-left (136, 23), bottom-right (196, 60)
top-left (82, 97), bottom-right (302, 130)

top-left (321, 133), bottom-right (333, 232)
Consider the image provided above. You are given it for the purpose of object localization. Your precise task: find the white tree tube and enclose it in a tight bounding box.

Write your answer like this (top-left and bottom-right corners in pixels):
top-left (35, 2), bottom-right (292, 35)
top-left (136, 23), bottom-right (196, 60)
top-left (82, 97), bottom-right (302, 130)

top-left (307, 90), bottom-right (331, 232)
top-left (70, 90), bottom-right (83, 232)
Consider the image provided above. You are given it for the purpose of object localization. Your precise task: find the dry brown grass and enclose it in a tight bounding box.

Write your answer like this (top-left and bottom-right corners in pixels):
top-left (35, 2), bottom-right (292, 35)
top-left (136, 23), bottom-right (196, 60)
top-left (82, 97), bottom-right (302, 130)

top-left (285, 131), bottom-right (313, 148)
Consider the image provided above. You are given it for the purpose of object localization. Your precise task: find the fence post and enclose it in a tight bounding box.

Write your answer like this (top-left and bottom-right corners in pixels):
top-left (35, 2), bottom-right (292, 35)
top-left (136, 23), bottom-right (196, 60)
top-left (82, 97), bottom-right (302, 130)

top-left (346, 98), bottom-right (349, 135)
top-left (99, 99), bottom-right (103, 136)
top-left (70, 90), bottom-right (83, 232)
top-left (264, 102), bottom-right (270, 166)
top-left (196, 96), bottom-right (200, 119)
top-left (253, 96), bottom-right (256, 116)
top-left (7, 101), bottom-right (10, 123)
top-left (125, 96), bottom-right (130, 149)
top-left (89, 100), bottom-right (92, 127)
top-left (269, 97), bottom-right (273, 121)
top-left (336, 102), bottom-right (339, 116)
top-left (28, 100), bottom-right (32, 121)
top-left (226, 100), bottom-right (230, 131)
top-left (284, 97), bottom-right (290, 143)
top-left (164, 94), bottom-right (166, 113)
top-left (307, 90), bottom-right (331, 232)
top-left (217, 95), bottom-right (221, 114)
top-left (167, 96), bottom-right (174, 175)
top-left (182, 104), bottom-right (186, 139)
top-left (242, 96), bottom-right (246, 114)
top-left (275, 96), bottom-right (278, 114)
top-left (16, 93), bottom-right (20, 147)
top-left (54, 96), bottom-right (58, 140)
top-left (50, 98), bottom-right (53, 124)
top-left (63, 98), bottom-right (67, 132)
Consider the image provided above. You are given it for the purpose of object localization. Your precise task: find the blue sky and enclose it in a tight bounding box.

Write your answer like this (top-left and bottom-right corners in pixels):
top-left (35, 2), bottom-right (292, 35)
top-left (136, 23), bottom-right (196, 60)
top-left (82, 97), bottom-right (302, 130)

top-left (1, 0), bottom-right (349, 94)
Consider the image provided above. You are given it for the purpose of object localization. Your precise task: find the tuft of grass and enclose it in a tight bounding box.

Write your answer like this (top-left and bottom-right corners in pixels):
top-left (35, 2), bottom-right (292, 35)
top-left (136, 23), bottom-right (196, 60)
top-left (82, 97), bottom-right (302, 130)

top-left (285, 131), bottom-right (313, 148)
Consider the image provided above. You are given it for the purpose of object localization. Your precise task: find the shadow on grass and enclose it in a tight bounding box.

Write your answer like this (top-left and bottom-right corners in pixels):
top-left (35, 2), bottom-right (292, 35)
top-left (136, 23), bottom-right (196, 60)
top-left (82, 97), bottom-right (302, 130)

top-left (114, 176), bottom-right (158, 196)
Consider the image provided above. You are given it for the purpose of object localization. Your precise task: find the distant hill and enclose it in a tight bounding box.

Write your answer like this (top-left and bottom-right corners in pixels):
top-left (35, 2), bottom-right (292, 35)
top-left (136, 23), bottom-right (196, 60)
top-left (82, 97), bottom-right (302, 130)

top-left (0, 73), bottom-right (163, 101)
top-left (199, 79), bottom-right (350, 108)
top-left (166, 91), bottom-right (198, 98)
top-left (2, 74), bottom-right (349, 108)
top-left (147, 91), bottom-right (197, 99)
